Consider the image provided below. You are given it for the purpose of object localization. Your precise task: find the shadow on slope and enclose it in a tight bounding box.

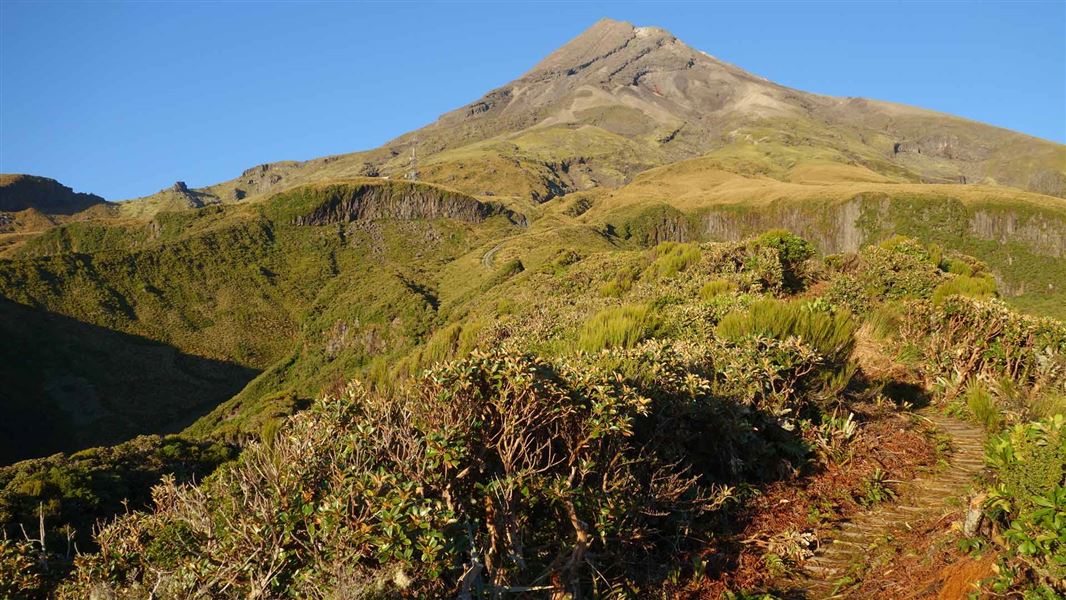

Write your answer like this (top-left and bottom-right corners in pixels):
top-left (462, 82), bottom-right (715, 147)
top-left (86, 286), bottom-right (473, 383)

top-left (0, 299), bottom-right (258, 465)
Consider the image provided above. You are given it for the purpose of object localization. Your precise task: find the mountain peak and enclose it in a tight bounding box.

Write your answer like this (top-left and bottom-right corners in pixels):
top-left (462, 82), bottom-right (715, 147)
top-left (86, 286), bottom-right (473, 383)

top-left (527, 17), bottom-right (678, 78)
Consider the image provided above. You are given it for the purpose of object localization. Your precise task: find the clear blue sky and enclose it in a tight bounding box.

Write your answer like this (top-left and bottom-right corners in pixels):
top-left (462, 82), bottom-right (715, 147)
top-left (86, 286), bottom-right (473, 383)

top-left (2, 1), bottom-right (1063, 200)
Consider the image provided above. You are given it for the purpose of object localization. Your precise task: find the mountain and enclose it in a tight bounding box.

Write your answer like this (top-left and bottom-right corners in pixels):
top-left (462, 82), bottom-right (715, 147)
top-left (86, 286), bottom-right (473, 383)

top-left (0, 18), bottom-right (1063, 463)
top-left (115, 18), bottom-right (1064, 211)
top-left (0, 174), bottom-right (108, 214)
top-left (2, 18), bottom-right (1065, 599)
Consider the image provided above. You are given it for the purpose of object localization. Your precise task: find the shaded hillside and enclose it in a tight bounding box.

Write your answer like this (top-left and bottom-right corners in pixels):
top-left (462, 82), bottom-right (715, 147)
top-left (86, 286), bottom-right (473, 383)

top-left (0, 180), bottom-right (525, 461)
top-left (0, 299), bottom-right (255, 464)
top-left (0, 174), bottom-right (107, 214)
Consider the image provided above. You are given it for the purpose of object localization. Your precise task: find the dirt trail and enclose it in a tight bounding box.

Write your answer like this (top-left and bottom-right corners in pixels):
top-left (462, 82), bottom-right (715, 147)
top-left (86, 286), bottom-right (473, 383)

top-left (788, 411), bottom-right (987, 599)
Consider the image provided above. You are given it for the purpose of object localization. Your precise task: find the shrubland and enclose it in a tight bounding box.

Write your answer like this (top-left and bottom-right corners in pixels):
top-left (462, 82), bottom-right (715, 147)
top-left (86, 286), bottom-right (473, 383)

top-left (2, 228), bottom-right (1063, 598)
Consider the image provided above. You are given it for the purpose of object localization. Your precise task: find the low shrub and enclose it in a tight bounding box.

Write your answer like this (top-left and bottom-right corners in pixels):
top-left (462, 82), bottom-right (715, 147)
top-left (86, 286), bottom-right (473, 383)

top-left (755, 229), bottom-right (814, 291)
top-left (715, 299), bottom-right (857, 403)
top-left (715, 299), bottom-right (856, 373)
top-left (984, 416), bottom-right (1066, 594)
top-left (898, 297), bottom-right (1066, 402)
top-left (61, 351), bottom-right (736, 598)
top-left (825, 237), bottom-right (943, 311)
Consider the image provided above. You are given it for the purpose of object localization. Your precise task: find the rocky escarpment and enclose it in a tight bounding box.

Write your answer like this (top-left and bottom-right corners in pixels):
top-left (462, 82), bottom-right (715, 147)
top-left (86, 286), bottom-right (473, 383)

top-left (0, 174), bottom-right (107, 215)
top-left (892, 134), bottom-right (990, 162)
top-left (290, 181), bottom-right (527, 227)
top-left (603, 192), bottom-right (1065, 298)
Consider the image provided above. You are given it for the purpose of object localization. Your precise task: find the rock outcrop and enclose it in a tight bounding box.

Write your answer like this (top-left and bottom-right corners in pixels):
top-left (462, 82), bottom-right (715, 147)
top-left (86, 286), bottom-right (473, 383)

top-left (0, 174), bottom-right (107, 215)
top-left (290, 181), bottom-right (527, 227)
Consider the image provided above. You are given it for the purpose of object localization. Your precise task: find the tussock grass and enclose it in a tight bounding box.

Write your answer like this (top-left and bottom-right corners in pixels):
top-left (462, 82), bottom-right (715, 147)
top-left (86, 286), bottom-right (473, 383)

top-left (644, 242), bottom-right (702, 280)
top-left (932, 274), bottom-right (998, 304)
top-left (700, 278), bottom-right (736, 301)
top-left (577, 304), bottom-right (661, 352)
top-left (716, 299), bottom-right (856, 368)
top-left (963, 378), bottom-right (1001, 431)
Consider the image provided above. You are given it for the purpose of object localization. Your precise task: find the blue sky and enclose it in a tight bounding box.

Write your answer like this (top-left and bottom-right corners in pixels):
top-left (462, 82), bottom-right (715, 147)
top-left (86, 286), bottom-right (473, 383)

top-left (2, 1), bottom-right (1063, 200)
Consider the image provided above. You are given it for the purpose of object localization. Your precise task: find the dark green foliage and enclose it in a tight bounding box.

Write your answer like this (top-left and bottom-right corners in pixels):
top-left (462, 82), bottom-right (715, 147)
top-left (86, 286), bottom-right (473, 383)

top-left (984, 417), bottom-right (1066, 594)
top-left (755, 229), bottom-right (814, 291)
top-left (0, 435), bottom-right (235, 552)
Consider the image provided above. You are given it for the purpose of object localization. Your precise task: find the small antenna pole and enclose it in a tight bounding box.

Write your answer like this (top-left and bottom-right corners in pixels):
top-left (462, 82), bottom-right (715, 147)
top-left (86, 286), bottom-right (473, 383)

top-left (407, 144), bottom-right (419, 181)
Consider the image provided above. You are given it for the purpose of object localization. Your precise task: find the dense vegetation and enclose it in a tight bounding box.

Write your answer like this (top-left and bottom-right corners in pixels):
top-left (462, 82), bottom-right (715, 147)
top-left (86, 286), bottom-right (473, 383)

top-left (3, 229), bottom-right (1060, 598)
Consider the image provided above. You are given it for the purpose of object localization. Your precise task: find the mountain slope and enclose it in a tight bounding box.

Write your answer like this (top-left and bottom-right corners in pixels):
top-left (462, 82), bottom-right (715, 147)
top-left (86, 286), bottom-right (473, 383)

top-left (115, 18), bottom-right (1063, 211)
top-left (0, 174), bottom-right (108, 214)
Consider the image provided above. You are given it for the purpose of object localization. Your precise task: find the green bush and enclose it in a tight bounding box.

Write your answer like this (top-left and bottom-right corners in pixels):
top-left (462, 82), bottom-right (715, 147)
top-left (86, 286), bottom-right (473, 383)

top-left (0, 435), bottom-right (235, 554)
top-left (715, 299), bottom-right (856, 401)
top-left (61, 352), bottom-right (735, 598)
top-left (0, 539), bottom-right (43, 599)
top-left (984, 416), bottom-right (1066, 593)
top-left (898, 297), bottom-right (1066, 401)
top-left (756, 229), bottom-right (814, 291)
top-left (825, 237), bottom-right (943, 311)
top-left (757, 230), bottom-right (815, 267)
top-left (577, 304), bottom-right (661, 352)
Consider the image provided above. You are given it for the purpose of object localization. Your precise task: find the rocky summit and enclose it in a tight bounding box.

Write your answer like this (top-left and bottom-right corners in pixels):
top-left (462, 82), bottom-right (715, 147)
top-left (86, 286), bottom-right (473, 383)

top-left (0, 17), bottom-right (1064, 600)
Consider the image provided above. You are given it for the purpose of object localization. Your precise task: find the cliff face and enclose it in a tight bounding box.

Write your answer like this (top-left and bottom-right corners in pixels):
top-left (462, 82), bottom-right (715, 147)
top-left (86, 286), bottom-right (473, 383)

top-left (0, 174), bottom-right (107, 215)
top-left (691, 195), bottom-right (1066, 296)
top-left (289, 181), bottom-right (527, 227)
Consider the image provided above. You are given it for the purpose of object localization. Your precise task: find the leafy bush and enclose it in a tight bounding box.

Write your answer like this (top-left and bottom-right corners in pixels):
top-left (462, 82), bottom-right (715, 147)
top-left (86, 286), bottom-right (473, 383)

top-left (984, 416), bottom-right (1066, 594)
top-left (898, 297), bottom-right (1066, 406)
top-left (825, 237), bottom-right (943, 311)
top-left (0, 435), bottom-right (235, 553)
top-left (0, 539), bottom-right (44, 599)
top-left (577, 304), bottom-right (661, 352)
top-left (61, 351), bottom-right (735, 598)
top-left (755, 229), bottom-right (814, 291)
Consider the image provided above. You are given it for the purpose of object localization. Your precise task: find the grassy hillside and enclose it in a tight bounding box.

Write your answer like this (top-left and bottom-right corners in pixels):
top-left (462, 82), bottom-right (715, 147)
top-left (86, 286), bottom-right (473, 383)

top-left (7, 232), bottom-right (1060, 599)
